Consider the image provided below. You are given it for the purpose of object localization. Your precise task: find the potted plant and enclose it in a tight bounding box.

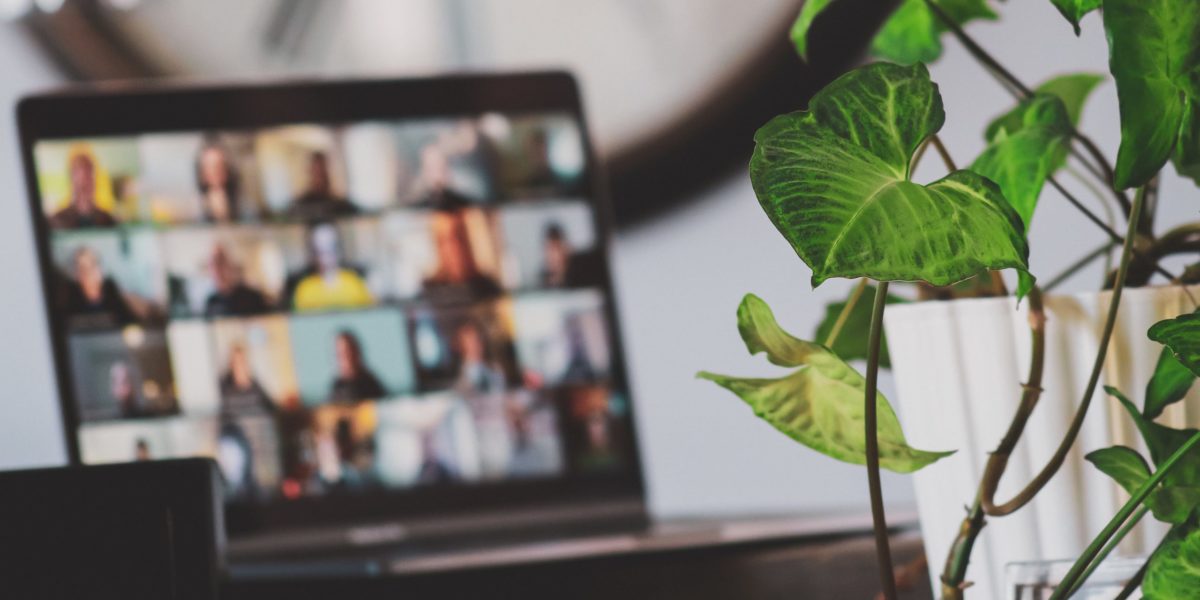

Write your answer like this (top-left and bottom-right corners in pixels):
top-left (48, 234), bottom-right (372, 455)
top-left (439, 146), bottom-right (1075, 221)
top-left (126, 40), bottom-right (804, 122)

top-left (699, 0), bottom-right (1200, 598)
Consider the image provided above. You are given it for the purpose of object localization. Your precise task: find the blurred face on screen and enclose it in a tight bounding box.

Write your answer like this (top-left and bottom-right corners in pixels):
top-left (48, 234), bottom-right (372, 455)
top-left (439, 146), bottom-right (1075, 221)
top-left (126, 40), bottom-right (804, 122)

top-left (455, 322), bottom-right (485, 364)
top-left (208, 244), bottom-right (240, 293)
top-left (229, 344), bottom-right (253, 388)
top-left (110, 361), bottom-right (134, 407)
top-left (73, 247), bottom-right (105, 301)
top-left (335, 333), bottom-right (363, 379)
top-left (420, 145), bottom-right (451, 192)
top-left (306, 152), bottom-right (332, 196)
top-left (430, 211), bottom-right (474, 282)
top-left (310, 224), bottom-right (341, 274)
top-left (69, 154), bottom-right (97, 213)
top-left (199, 146), bottom-right (230, 190)
top-left (543, 227), bottom-right (570, 286)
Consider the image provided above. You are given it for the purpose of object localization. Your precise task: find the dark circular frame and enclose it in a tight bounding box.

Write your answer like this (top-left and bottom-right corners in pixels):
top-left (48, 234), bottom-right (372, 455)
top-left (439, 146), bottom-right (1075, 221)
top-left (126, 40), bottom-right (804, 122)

top-left (20, 0), bottom-right (897, 228)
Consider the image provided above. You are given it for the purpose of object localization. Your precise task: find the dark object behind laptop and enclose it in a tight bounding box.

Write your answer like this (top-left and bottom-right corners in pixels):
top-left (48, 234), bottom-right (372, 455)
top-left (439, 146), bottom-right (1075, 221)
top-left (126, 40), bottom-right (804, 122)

top-left (0, 459), bottom-right (225, 600)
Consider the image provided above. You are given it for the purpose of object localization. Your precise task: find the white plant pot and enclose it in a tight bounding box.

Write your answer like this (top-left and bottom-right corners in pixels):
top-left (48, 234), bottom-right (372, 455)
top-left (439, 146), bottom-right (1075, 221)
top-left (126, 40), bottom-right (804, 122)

top-left (883, 285), bottom-right (1200, 600)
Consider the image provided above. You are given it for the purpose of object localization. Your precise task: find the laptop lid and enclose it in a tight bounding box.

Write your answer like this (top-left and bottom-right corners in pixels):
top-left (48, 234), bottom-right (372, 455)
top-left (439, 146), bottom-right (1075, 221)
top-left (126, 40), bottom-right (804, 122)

top-left (16, 72), bottom-right (646, 545)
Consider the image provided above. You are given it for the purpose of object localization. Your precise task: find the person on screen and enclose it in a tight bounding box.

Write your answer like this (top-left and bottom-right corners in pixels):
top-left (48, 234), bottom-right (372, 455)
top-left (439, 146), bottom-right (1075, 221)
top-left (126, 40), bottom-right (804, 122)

top-left (329, 330), bottom-right (385, 402)
top-left (540, 223), bottom-right (572, 288)
top-left (134, 438), bottom-right (151, 461)
top-left (64, 247), bottom-right (137, 328)
top-left (205, 244), bottom-right (271, 317)
top-left (49, 152), bottom-right (118, 229)
top-left (109, 360), bottom-right (147, 418)
top-left (522, 129), bottom-right (559, 190)
top-left (412, 145), bottom-right (475, 209)
top-left (195, 140), bottom-right (242, 223)
top-left (291, 223), bottom-right (374, 311)
top-left (454, 320), bottom-right (505, 394)
top-left (416, 431), bottom-right (453, 485)
top-left (219, 343), bottom-right (276, 416)
top-left (217, 419), bottom-right (260, 502)
top-left (287, 151), bottom-right (358, 221)
top-left (422, 207), bottom-right (501, 299)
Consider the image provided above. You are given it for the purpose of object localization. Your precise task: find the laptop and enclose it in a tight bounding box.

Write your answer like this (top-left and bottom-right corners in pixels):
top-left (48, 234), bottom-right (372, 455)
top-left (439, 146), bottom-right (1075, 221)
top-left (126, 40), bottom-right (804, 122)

top-left (16, 72), bottom-right (651, 575)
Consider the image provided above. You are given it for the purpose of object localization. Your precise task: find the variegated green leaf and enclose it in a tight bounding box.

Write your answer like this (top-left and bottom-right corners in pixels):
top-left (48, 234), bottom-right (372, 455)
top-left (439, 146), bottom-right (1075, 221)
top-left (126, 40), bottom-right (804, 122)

top-left (699, 294), bottom-right (952, 474)
top-left (1144, 522), bottom-right (1200, 599)
top-left (750, 62), bottom-right (1031, 289)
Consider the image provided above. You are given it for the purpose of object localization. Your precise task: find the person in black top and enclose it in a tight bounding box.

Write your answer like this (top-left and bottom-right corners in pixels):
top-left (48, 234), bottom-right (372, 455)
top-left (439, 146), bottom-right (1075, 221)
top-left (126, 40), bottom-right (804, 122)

top-left (218, 343), bottom-right (275, 416)
top-left (63, 246), bottom-right (136, 328)
top-left (48, 152), bottom-right (118, 229)
top-left (422, 205), bottom-right (502, 301)
top-left (329, 330), bottom-right (385, 402)
top-left (286, 151), bottom-right (359, 221)
top-left (204, 243), bottom-right (270, 317)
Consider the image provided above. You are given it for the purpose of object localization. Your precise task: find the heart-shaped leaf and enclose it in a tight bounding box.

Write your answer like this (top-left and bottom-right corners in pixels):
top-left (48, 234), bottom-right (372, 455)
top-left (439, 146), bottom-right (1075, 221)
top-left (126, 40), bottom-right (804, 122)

top-left (1107, 386), bottom-right (1200, 524)
top-left (813, 284), bottom-right (906, 367)
top-left (1145, 347), bottom-right (1196, 420)
top-left (1049, 0), bottom-right (1101, 35)
top-left (1102, 0), bottom-right (1200, 189)
top-left (1085, 444), bottom-right (1200, 524)
top-left (1144, 522), bottom-right (1200, 599)
top-left (985, 73), bottom-right (1104, 141)
top-left (698, 294), bottom-right (953, 474)
top-left (872, 0), bottom-right (997, 65)
top-left (971, 94), bottom-right (1072, 228)
top-left (751, 62), bottom-right (1031, 289)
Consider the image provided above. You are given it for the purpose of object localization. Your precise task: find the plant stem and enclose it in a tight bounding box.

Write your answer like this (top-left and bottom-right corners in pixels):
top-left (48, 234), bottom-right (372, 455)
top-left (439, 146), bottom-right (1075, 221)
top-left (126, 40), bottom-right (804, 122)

top-left (1113, 558), bottom-right (1148, 600)
top-left (981, 186), bottom-right (1144, 517)
top-left (1048, 176), bottom-right (1180, 284)
top-left (930, 134), bottom-right (958, 171)
top-left (1041, 241), bottom-right (1115, 293)
top-left (939, 497), bottom-right (986, 600)
top-left (824, 278), bottom-right (869, 348)
top-left (923, 0), bottom-right (1131, 218)
top-left (1061, 505), bottom-right (1149, 598)
top-left (865, 280), bottom-right (897, 600)
top-left (1049, 429), bottom-right (1200, 599)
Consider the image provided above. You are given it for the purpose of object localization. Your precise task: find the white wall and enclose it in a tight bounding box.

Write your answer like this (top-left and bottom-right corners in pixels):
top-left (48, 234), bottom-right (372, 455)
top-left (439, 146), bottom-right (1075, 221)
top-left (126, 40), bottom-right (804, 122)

top-left (0, 25), bottom-right (66, 471)
top-left (0, 0), bottom-right (1193, 521)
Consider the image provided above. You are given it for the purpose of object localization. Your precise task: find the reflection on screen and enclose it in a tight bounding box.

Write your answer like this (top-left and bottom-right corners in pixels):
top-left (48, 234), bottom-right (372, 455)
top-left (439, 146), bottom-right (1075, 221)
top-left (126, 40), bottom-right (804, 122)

top-left (37, 112), bottom-right (632, 505)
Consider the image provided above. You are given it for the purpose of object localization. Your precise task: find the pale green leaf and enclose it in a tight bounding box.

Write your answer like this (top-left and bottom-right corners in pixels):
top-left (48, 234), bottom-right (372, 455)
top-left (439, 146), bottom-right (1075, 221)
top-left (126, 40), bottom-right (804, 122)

top-left (985, 73), bottom-right (1105, 141)
top-left (750, 62), bottom-right (1031, 289)
top-left (1144, 522), bottom-right (1200, 599)
top-left (971, 94), bottom-right (1072, 228)
top-left (813, 284), bottom-right (906, 367)
top-left (1145, 347), bottom-right (1196, 420)
top-left (791, 0), bottom-right (837, 61)
top-left (872, 0), bottom-right (997, 65)
top-left (699, 294), bottom-right (953, 474)
top-left (1103, 0), bottom-right (1200, 189)
top-left (1049, 0), bottom-right (1101, 35)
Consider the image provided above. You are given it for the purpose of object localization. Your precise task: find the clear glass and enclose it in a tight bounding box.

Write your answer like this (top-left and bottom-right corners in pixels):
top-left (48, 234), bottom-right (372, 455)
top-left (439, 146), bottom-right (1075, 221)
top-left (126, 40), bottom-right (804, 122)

top-left (1006, 556), bottom-right (1145, 599)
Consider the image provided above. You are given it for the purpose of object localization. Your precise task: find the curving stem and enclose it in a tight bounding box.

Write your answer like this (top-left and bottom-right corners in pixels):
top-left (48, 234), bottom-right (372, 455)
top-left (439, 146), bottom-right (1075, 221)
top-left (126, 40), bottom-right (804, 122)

top-left (865, 280), bottom-right (897, 600)
top-left (979, 186), bottom-right (1145, 517)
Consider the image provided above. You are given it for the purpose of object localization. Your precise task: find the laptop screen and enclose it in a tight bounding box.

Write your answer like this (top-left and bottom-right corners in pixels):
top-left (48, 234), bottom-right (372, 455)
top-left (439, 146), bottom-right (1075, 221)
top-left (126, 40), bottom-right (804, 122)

top-left (20, 74), bottom-right (643, 533)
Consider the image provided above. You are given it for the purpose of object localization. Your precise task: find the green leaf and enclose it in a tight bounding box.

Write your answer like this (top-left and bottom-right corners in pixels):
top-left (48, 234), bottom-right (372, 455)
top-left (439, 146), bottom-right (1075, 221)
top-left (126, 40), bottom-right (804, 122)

top-left (1108, 386), bottom-right (1200, 523)
top-left (813, 284), bottom-right (906, 367)
top-left (985, 73), bottom-right (1105, 141)
top-left (698, 294), bottom-right (953, 474)
top-left (1149, 313), bottom-right (1200, 378)
top-left (1143, 522), bottom-right (1200, 599)
top-left (872, 0), bottom-right (997, 65)
top-left (1175, 104), bottom-right (1200, 185)
top-left (1145, 347), bottom-right (1196, 420)
top-left (1103, 0), bottom-right (1200, 189)
top-left (1085, 445), bottom-right (1152, 495)
top-left (1049, 0), bottom-right (1101, 35)
top-left (971, 95), bottom-right (1073, 228)
top-left (750, 62), bottom-right (1031, 289)
top-left (790, 0), bottom-right (836, 61)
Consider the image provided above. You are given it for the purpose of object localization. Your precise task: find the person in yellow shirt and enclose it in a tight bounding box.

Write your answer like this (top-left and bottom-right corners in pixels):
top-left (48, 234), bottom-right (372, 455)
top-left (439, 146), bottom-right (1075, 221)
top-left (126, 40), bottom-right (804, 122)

top-left (292, 223), bottom-right (373, 311)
